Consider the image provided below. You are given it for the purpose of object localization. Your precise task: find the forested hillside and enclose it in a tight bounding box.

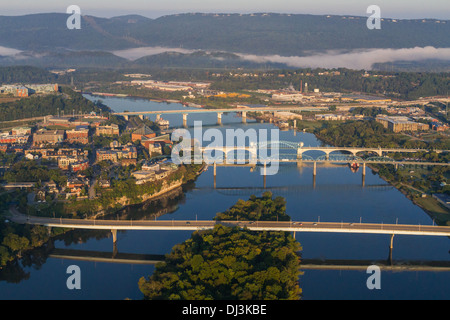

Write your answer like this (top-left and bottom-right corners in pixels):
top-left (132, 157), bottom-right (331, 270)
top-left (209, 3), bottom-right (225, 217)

top-left (0, 13), bottom-right (448, 54)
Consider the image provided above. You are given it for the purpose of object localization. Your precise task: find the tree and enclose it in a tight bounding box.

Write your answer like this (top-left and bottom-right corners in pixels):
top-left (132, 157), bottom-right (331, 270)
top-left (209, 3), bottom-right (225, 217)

top-left (2, 233), bottom-right (30, 257)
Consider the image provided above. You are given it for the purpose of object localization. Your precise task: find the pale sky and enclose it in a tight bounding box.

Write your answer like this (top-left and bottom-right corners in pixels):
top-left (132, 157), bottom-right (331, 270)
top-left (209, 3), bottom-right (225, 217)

top-left (1, 0), bottom-right (449, 19)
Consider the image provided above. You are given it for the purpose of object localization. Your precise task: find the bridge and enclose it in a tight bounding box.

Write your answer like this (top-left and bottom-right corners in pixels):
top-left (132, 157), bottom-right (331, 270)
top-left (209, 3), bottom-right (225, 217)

top-left (198, 142), bottom-right (449, 183)
top-left (114, 106), bottom-right (327, 125)
top-left (194, 140), bottom-right (448, 162)
top-left (10, 208), bottom-right (450, 245)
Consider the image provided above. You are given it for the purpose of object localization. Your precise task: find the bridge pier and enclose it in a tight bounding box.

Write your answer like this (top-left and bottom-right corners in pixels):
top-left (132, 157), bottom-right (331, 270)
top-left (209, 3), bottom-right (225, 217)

top-left (388, 234), bottom-right (395, 265)
top-left (123, 115), bottom-right (129, 121)
top-left (213, 162), bottom-right (217, 189)
top-left (111, 229), bottom-right (117, 245)
top-left (183, 114), bottom-right (188, 127)
top-left (313, 161), bottom-right (317, 177)
top-left (139, 114), bottom-right (144, 121)
top-left (242, 111), bottom-right (247, 123)
top-left (263, 161), bottom-right (267, 188)
top-left (362, 162), bottom-right (366, 187)
top-left (390, 234), bottom-right (395, 250)
top-left (217, 112), bottom-right (223, 125)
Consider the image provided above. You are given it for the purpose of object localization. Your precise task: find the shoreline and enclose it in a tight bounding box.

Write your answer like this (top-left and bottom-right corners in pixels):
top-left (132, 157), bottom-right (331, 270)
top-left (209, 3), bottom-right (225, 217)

top-left (313, 133), bottom-right (449, 225)
top-left (90, 163), bottom-right (206, 220)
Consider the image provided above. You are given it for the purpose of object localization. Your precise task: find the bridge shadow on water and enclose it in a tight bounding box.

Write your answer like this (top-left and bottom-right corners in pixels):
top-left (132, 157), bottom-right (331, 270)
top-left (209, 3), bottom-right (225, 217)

top-left (194, 184), bottom-right (394, 197)
top-left (48, 247), bottom-right (450, 272)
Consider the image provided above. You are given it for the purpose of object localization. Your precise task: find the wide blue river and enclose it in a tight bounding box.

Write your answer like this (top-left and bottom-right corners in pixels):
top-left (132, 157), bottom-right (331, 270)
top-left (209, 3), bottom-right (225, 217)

top-left (0, 95), bottom-right (448, 300)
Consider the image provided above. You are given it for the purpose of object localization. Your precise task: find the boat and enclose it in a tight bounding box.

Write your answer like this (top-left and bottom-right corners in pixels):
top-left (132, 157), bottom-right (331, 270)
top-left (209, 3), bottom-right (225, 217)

top-left (349, 162), bottom-right (360, 173)
top-left (156, 117), bottom-right (170, 126)
top-left (349, 162), bottom-right (360, 169)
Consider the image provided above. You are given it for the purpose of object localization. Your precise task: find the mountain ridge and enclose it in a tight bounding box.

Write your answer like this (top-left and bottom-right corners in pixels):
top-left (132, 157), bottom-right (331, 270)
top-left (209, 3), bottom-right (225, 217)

top-left (0, 12), bottom-right (448, 54)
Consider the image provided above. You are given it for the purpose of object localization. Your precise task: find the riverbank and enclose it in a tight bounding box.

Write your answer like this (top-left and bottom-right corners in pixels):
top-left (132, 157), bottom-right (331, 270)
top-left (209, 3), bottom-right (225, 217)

top-left (90, 179), bottom-right (185, 220)
top-left (373, 167), bottom-right (450, 226)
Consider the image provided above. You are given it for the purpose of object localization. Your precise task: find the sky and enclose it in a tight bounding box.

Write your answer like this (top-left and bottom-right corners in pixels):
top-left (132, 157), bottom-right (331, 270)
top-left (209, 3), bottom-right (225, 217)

top-left (1, 0), bottom-right (449, 19)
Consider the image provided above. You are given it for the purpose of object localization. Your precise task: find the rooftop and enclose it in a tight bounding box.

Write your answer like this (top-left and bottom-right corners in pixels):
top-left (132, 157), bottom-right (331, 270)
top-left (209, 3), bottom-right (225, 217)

top-left (133, 125), bottom-right (155, 136)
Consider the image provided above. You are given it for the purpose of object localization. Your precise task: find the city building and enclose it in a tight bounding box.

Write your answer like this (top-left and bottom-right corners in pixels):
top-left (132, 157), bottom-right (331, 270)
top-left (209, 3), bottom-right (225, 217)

top-left (132, 170), bottom-right (156, 184)
top-left (376, 116), bottom-right (429, 133)
top-left (96, 149), bottom-right (121, 163)
top-left (0, 133), bottom-right (30, 144)
top-left (141, 134), bottom-right (172, 154)
top-left (33, 129), bottom-right (65, 146)
top-left (71, 159), bottom-right (90, 172)
top-left (58, 157), bottom-right (79, 170)
top-left (11, 127), bottom-right (32, 136)
top-left (96, 145), bottom-right (137, 163)
top-left (271, 92), bottom-right (304, 102)
top-left (66, 127), bottom-right (89, 144)
top-left (315, 114), bottom-right (349, 121)
top-left (131, 125), bottom-right (156, 142)
top-left (95, 124), bottom-right (119, 136)
top-left (26, 148), bottom-right (88, 160)
top-left (0, 84), bottom-right (58, 97)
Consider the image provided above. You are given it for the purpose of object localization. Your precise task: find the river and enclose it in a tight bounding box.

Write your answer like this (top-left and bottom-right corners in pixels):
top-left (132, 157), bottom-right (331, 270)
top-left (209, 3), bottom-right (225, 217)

top-left (0, 95), bottom-right (448, 300)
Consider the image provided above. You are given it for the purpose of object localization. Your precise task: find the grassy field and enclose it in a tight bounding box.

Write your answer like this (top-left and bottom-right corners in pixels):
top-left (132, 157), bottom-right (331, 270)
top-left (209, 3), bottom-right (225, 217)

top-left (415, 196), bottom-right (450, 226)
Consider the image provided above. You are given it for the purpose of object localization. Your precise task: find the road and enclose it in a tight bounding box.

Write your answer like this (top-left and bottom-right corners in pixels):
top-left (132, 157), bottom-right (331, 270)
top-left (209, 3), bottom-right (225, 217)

top-left (9, 207), bottom-right (450, 237)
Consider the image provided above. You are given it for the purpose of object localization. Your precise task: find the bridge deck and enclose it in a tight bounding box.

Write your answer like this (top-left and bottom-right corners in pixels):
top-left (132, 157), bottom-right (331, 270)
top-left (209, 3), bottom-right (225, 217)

top-left (10, 210), bottom-right (450, 237)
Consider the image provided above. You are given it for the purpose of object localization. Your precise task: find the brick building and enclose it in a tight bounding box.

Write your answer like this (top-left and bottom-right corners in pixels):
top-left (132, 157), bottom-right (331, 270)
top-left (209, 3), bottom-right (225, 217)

top-left (66, 128), bottom-right (89, 144)
top-left (131, 125), bottom-right (156, 142)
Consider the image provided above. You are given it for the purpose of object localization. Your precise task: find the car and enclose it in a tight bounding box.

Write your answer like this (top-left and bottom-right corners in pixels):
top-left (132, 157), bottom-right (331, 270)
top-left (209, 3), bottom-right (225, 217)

top-left (186, 221), bottom-right (191, 225)
top-left (313, 223), bottom-right (317, 226)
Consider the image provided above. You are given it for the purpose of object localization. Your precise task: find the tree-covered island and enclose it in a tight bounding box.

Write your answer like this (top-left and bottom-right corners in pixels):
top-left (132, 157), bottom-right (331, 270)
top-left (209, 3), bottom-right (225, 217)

top-left (138, 192), bottom-right (302, 300)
